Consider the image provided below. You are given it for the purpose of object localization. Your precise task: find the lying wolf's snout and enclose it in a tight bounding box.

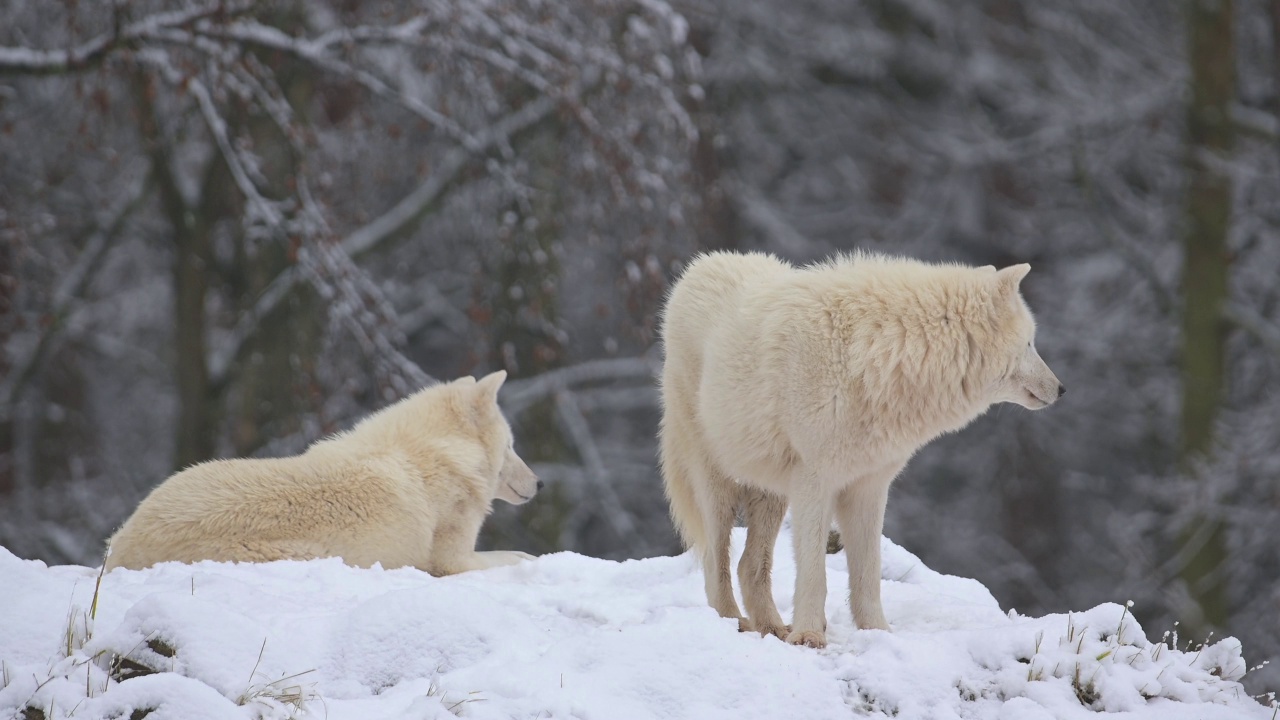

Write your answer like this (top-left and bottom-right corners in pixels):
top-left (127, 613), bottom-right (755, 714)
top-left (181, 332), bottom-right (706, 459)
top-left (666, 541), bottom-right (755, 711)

top-left (497, 445), bottom-right (541, 505)
top-left (1058, 384), bottom-right (1066, 398)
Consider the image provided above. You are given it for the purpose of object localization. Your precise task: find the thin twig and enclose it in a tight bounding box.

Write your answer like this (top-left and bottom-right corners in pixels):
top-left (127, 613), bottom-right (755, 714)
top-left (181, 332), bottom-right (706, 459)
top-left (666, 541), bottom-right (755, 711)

top-left (1222, 302), bottom-right (1280, 358)
top-left (553, 389), bottom-right (644, 547)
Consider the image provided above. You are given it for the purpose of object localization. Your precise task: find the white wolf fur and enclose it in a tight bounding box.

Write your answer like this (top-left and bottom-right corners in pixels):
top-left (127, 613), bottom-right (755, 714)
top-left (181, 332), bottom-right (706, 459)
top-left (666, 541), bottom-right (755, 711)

top-left (106, 371), bottom-right (540, 574)
top-left (659, 251), bottom-right (1062, 647)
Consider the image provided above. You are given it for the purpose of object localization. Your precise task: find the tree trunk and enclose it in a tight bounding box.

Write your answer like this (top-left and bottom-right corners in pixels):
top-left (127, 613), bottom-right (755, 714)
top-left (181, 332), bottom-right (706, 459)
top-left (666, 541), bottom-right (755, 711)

top-left (1271, 0), bottom-right (1280, 122)
top-left (1177, 0), bottom-right (1235, 635)
top-left (226, 255), bottom-right (322, 458)
top-left (171, 219), bottom-right (215, 469)
top-left (478, 122), bottom-right (572, 555)
top-left (226, 37), bottom-right (324, 459)
top-left (133, 72), bottom-right (217, 471)
top-left (1000, 427), bottom-right (1064, 612)
top-left (0, 234), bottom-right (13, 496)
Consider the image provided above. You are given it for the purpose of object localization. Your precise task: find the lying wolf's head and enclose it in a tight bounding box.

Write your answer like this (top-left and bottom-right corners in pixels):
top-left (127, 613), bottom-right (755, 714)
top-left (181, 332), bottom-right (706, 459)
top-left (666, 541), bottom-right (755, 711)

top-left (985, 264), bottom-right (1064, 411)
top-left (468, 371), bottom-right (542, 505)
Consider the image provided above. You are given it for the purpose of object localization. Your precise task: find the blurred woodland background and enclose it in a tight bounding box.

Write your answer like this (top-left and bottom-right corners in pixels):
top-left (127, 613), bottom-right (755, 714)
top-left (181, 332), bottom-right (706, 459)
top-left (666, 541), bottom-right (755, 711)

top-left (1, 0), bottom-right (1277, 695)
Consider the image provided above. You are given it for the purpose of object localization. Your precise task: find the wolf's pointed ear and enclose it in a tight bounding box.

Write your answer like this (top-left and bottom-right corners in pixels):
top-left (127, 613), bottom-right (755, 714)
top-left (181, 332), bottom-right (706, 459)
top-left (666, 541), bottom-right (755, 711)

top-left (994, 263), bottom-right (1030, 296)
top-left (474, 370), bottom-right (507, 406)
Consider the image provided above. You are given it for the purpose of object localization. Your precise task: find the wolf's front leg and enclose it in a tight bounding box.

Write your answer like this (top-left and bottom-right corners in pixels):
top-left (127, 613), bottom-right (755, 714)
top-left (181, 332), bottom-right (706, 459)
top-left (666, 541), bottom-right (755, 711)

top-left (426, 513), bottom-right (531, 575)
top-left (834, 475), bottom-right (895, 631)
top-left (786, 475), bottom-right (831, 648)
top-left (428, 548), bottom-right (533, 575)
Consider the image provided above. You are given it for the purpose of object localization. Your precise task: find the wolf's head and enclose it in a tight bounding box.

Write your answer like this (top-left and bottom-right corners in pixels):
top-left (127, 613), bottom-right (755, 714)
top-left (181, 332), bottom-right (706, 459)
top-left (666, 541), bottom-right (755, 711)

top-left (466, 371), bottom-right (542, 505)
top-left (984, 264), bottom-right (1064, 411)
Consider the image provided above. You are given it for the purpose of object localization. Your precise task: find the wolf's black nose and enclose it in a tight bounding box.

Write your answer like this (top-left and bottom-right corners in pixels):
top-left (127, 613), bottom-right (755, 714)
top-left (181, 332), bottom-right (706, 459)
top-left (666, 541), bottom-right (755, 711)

top-left (536, 480), bottom-right (545, 491)
top-left (1058, 385), bottom-right (1066, 397)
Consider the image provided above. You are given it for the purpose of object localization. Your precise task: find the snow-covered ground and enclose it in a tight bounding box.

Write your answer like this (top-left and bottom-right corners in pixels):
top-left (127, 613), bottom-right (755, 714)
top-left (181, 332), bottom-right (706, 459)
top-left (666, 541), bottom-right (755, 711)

top-left (0, 529), bottom-right (1272, 720)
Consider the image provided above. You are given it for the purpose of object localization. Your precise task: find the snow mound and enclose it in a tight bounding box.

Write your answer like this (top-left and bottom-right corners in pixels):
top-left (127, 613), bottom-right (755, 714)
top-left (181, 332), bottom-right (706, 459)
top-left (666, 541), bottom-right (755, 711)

top-left (0, 530), bottom-right (1271, 720)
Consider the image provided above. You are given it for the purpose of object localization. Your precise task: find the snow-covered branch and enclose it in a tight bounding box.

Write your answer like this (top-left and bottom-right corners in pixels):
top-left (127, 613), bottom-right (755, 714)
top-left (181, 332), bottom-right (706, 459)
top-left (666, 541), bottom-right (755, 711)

top-left (1231, 104), bottom-right (1279, 142)
top-left (904, 79), bottom-right (1180, 169)
top-left (737, 184), bottom-right (821, 257)
top-left (1223, 302), bottom-right (1280, 359)
top-left (554, 389), bottom-right (644, 546)
top-left (190, 20), bottom-right (485, 153)
top-left (342, 94), bottom-right (559, 258)
top-left (0, 2), bottom-right (251, 76)
top-left (207, 94), bottom-right (559, 388)
top-left (5, 1), bottom-right (693, 400)
top-left (500, 357), bottom-right (661, 417)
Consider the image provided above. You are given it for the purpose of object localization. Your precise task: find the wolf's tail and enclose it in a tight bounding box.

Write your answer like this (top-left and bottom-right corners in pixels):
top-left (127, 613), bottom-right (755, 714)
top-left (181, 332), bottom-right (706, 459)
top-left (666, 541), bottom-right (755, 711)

top-left (659, 435), bottom-right (705, 552)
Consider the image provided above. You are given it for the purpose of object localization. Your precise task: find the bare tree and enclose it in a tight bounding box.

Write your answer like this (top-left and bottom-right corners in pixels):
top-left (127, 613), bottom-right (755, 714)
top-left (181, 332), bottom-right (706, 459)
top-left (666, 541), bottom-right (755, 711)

top-left (1176, 0), bottom-right (1236, 638)
top-left (0, 0), bottom-right (697, 562)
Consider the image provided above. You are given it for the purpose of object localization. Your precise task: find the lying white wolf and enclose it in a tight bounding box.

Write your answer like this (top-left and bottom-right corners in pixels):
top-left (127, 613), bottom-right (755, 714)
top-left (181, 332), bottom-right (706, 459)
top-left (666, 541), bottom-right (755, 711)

top-left (659, 251), bottom-right (1062, 648)
top-left (106, 371), bottom-right (541, 575)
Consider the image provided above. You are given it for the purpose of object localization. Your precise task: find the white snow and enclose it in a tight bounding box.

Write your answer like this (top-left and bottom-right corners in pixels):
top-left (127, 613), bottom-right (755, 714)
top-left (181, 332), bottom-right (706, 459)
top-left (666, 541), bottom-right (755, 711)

top-left (0, 529), bottom-right (1272, 720)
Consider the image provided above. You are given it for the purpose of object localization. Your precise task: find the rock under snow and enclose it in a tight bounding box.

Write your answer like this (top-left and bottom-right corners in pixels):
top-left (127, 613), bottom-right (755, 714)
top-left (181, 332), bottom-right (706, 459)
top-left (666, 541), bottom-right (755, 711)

top-left (0, 529), bottom-right (1272, 720)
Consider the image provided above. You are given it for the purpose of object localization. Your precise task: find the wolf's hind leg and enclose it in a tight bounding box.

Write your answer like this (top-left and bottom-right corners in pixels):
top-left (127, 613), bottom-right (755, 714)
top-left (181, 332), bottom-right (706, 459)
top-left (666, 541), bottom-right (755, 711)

top-left (660, 388), bottom-right (743, 624)
top-left (696, 467), bottom-right (745, 625)
top-left (738, 487), bottom-right (788, 638)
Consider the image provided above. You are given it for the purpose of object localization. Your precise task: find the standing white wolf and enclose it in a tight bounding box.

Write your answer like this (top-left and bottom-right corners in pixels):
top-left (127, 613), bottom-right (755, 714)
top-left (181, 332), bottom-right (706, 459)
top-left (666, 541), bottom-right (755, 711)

top-left (659, 251), bottom-right (1063, 648)
top-left (106, 371), bottom-right (541, 574)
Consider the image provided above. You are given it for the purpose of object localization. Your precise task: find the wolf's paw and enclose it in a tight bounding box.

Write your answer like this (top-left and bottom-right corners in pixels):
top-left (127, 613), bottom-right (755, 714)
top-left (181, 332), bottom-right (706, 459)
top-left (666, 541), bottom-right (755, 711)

top-left (483, 550), bottom-right (535, 568)
top-left (785, 629), bottom-right (827, 649)
top-left (745, 620), bottom-right (790, 640)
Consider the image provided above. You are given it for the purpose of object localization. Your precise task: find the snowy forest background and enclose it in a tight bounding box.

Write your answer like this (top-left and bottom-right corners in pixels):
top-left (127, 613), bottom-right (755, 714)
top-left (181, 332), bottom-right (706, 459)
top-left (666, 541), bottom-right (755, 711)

top-left (0, 0), bottom-right (1277, 696)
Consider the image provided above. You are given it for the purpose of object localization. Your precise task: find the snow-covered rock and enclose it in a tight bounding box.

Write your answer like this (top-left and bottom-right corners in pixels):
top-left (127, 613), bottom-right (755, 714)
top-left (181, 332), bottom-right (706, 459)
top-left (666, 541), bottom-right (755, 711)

top-left (0, 530), bottom-right (1271, 719)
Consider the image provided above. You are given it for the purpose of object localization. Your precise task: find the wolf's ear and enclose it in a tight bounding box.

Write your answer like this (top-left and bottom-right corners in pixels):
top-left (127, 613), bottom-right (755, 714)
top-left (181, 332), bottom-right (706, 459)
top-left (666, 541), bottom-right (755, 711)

top-left (474, 370), bottom-right (507, 406)
top-left (978, 265), bottom-right (996, 272)
top-left (994, 263), bottom-right (1030, 296)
